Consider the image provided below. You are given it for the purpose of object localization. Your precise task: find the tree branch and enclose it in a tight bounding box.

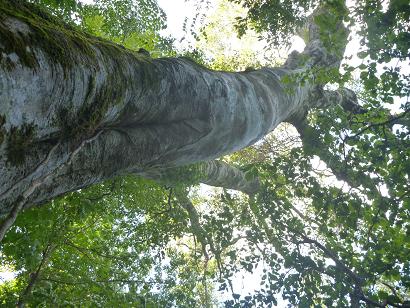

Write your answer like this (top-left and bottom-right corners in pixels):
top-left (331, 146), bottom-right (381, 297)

top-left (174, 189), bottom-right (210, 260)
top-left (295, 235), bottom-right (363, 285)
top-left (40, 277), bottom-right (145, 286)
top-left (17, 243), bottom-right (56, 307)
top-left (145, 160), bottom-right (259, 195)
top-left (344, 109), bottom-right (410, 141)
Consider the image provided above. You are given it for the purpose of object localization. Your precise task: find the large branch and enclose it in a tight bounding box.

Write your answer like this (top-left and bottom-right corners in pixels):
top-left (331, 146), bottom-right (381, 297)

top-left (144, 160), bottom-right (259, 195)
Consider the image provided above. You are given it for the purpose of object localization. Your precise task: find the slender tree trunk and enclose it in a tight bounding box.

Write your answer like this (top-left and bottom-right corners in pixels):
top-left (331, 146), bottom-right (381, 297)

top-left (17, 243), bottom-right (56, 307)
top-left (0, 1), bottom-right (348, 216)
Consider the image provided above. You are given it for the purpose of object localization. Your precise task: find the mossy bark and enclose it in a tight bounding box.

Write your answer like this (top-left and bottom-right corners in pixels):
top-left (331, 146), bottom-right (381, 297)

top-left (0, 1), bottom-right (349, 216)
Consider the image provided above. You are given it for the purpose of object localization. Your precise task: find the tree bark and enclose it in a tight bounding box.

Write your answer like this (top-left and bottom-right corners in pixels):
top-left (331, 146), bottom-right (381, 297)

top-left (145, 160), bottom-right (259, 195)
top-left (0, 1), bottom-right (347, 215)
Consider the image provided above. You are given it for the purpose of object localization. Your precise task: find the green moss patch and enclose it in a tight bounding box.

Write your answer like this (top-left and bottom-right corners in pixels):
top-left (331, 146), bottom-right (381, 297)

top-left (0, 0), bottom-right (92, 72)
top-left (6, 123), bottom-right (35, 165)
top-left (0, 0), bottom-right (136, 73)
top-left (56, 80), bottom-right (115, 140)
top-left (0, 0), bottom-right (160, 145)
top-left (0, 114), bottom-right (5, 145)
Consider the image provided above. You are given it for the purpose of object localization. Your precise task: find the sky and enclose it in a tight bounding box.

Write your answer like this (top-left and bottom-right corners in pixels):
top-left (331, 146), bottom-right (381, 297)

top-left (157, 0), bottom-right (196, 41)
top-left (158, 0), bottom-right (305, 56)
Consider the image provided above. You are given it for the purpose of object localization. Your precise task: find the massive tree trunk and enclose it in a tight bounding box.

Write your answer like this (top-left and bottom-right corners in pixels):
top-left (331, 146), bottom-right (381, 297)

top-left (0, 1), bottom-right (349, 217)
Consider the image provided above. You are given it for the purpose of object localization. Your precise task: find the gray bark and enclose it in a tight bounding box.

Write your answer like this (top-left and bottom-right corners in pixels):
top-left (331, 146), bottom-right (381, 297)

top-left (0, 1), bottom-right (348, 216)
top-left (144, 160), bottom-right (259, 195)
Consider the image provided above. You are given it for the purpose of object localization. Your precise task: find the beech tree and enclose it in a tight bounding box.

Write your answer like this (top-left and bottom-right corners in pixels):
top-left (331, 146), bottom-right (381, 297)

top-left (0, 0), bottom-right (351, 230)
top-left (0, 0), bottom-right (409, 306)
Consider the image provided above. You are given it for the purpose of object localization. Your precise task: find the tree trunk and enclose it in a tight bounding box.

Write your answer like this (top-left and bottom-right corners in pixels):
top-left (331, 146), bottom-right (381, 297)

top-left (0, 1), bottom-right (347, 215)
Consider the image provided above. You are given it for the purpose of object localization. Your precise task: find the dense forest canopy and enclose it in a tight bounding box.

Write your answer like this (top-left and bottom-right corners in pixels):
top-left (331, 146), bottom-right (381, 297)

top-left (0, 0), bottom-right (409, 307)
